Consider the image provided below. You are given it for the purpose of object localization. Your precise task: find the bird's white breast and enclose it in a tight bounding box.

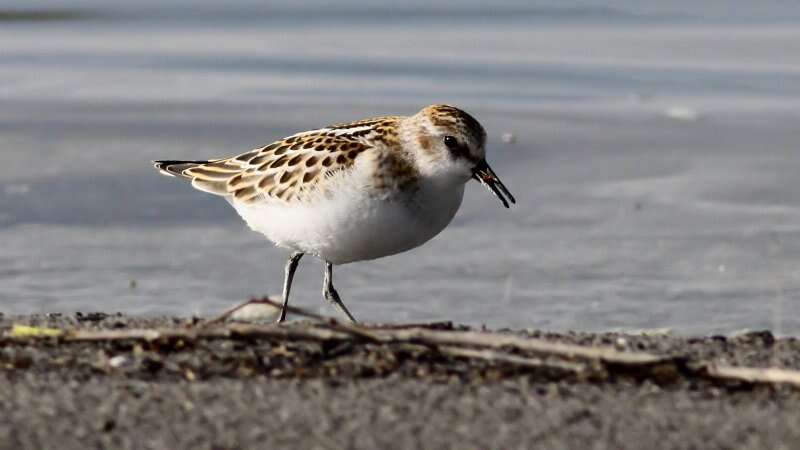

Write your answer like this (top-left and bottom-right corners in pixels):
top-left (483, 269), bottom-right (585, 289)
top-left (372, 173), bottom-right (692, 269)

top-left (229, 161), bottom-right (465, 264)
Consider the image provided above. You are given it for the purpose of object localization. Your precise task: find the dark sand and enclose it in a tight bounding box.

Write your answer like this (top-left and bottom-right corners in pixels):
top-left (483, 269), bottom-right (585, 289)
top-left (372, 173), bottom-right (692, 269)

top-left (1, 313), bottom-right (799, 450)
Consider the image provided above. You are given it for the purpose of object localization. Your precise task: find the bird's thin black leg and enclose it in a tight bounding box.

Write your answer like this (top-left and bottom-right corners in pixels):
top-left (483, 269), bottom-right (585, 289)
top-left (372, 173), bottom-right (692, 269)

top-left (277, 252), bottom-right (304, 323)
top-left (322, 261), bottom-right (357, 323)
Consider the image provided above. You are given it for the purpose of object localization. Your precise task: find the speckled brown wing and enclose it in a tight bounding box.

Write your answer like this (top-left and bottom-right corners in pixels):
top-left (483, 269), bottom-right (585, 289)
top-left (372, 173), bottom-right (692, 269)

top-left (181, 130), bottom-right (372, 204)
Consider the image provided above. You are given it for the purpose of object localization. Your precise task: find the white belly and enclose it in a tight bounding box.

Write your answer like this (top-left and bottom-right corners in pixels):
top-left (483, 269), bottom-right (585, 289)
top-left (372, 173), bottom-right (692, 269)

top-left (230, 181), bottom-right (465, 264)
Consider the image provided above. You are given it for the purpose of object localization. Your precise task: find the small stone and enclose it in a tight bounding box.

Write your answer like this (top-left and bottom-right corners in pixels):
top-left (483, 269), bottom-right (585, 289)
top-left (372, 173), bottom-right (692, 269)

top-left (109, 355), bottom-right (129, 368)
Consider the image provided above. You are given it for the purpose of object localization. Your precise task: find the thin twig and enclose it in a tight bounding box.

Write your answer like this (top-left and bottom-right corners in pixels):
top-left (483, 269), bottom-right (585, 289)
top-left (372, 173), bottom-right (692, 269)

top-left (64, 323), bottom-right (352, 343)
top-left (701, 364), bottom-right (800, 388)
top-left (437, 345), bottom-right (586, 374)
top-left (362, 328), bottom-right (668, 366)
top-left (254, 299), bottom-right (669, 365)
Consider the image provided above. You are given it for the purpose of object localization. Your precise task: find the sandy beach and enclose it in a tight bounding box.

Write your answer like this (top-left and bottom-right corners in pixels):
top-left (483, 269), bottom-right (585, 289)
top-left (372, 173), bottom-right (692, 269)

top-left (2, 313), bottom-right (799, 449)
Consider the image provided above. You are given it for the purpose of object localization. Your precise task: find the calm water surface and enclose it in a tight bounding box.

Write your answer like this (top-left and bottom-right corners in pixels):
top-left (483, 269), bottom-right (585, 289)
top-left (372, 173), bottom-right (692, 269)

top-left (1, 1), bottom-right (800, 334)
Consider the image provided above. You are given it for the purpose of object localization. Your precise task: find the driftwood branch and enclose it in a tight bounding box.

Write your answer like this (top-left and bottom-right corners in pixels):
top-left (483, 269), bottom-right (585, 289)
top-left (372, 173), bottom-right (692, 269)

top-left (65, 322), bottom-right (353, 343)
top-left (701, 364), bottom-right (800, 386)
top-left (437, 345), bottom-right (587, 374)
top-left (239, 298), bottom-right (670, 364)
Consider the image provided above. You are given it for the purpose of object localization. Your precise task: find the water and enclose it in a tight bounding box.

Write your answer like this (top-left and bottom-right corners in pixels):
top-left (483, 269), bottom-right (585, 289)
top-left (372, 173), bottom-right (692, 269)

top-left (2, 1), bottom-right (800, 334)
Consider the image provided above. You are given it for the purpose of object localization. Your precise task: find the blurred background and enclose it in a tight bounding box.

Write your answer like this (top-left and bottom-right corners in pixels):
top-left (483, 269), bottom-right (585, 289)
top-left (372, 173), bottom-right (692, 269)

top-left (1, 0), bottom-right (799, 334)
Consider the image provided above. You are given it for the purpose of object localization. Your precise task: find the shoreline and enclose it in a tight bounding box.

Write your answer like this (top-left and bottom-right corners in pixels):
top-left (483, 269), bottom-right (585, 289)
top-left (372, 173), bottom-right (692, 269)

top-left (2, 313), bottom-right (800, 449)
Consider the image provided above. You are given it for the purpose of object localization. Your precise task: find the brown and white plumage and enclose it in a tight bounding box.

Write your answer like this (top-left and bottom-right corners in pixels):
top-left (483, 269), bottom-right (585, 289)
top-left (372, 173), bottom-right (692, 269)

top-left (153, 105), bottom-right (514, 323)
top-left (154, 116), bottom-right (405, 204)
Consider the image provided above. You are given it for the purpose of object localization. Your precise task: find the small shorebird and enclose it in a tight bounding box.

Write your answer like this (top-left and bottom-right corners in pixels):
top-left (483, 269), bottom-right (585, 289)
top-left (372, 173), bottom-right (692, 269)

top-left (154, 104), bottom-right (514, 323)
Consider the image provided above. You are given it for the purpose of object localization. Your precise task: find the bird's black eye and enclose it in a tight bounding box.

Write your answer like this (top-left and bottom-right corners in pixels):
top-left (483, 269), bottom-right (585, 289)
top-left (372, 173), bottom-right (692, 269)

top-left (443, 135), bottom-right (458, 149)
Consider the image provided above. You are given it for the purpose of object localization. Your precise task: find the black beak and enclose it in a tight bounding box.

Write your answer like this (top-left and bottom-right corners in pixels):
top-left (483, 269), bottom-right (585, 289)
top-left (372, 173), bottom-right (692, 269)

top-left (472, 159), bottom-right (515, 208)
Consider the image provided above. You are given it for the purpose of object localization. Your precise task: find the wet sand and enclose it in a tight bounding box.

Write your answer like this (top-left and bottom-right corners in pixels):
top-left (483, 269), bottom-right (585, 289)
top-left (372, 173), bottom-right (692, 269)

top-left (1, 313), bottom-right (799, 449)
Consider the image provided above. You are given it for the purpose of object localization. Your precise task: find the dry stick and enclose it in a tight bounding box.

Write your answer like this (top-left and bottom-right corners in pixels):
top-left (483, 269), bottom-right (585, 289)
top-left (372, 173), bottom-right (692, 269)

top-left (54, 297), bottom-right (358, 344)
top-left (65, 323), bottom-right (353, 343)
top-left (361, 328), bottom-right (668, 366)
top-left (249, 299), bottom-right (800, 387)
top-left (203, 297), bottom-right (454, 331)
top-left (702, 364), bottom-right (800, 387)
top-left (262, 298), bottom-right (670, 366)
top-left (437, 345), bottom-right (586, 374)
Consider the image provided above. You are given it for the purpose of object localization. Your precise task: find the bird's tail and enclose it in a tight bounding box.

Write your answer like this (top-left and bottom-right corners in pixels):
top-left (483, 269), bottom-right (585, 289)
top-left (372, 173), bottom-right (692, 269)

top-left (152, 160), bottom-right (211, 179)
